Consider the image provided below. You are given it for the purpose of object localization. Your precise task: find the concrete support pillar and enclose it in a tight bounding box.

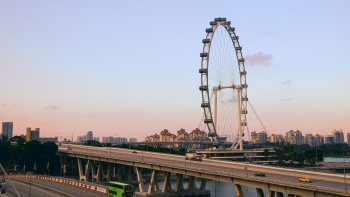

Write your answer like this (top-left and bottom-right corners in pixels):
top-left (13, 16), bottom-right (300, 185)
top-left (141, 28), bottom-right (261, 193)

top-left (91, 161), bottom-right (101, 182)
top-left (267, 191), bottom-right (275, 197)
top-left (59, 155), bottom-right (66, 176)
top-left (187, 176), bottom-right (199, 190)
top-left (276, 192), bottom-right (284, 197)
top-left (60, 155), bottom-right (65, 176)
top-left (71, 158), bottom-right (77, 176)
top-left (199, 178), bottom-right (207, 190)
top-left (101, 163), bottom-right (112, 181)
top-left (256, 188), bottom-right (265, 197)
top-left (116, 164), bottom-right (126, 181)
top-left (148, 169), bottom-right (159, 194)
top-left (235, 184), bottom-right (244, 197)
top-left (112, 164), bottom-right (116, 181)
top-left (135, 167), bottom-right (145, 192)
top-left (296, 195), bottom-right (302, 197)
top-left (126, 165), bottom-right (132, 181)
top-left (162, 171), bottom-right (172, 192)
top-left (174, 173), bottom-right (184, 192)
top-left (77, 158), bottom-right (90, 181)
top-left (287, 194), bottom-right (295, 197)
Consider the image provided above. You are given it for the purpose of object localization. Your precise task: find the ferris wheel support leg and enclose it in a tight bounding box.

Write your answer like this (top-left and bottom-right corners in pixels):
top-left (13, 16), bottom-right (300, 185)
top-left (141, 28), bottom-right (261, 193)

top-left (214, 89), bottom-right (217, 139)
top-left (237, 88), bottom-right (243, 150)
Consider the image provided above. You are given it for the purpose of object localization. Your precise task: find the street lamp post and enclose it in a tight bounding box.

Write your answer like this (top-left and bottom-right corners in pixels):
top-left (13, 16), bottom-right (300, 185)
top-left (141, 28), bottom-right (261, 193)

top-left (184, 149), bottom-right (187, 168)
top-left (246, 152), bottom-right (249, 178)
top-left (344, 146), bottom-right (346, 192)
top-left (47, 156), bottom-right (50, 176)
top-left (112, 164), bottom-right (116, 181)
top-left (316, 145), bottom-right (318, 171)
top-left (142, 145), bottom-right (144, 162)
top-left (63, 164), bottom-right (66, 178)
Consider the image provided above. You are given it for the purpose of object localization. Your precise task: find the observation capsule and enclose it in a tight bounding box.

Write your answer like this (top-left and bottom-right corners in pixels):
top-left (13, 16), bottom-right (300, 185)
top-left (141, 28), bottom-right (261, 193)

top-left (204, 119), bottom-right (213, 123)
top-left (199, 68), bottom-right (207, 73)
top-left (199, 86), bottom-right (208, 91)
top-left (200, 53), bottom-right (208, 57)
top-left (201, 103), bottom-right (210, 108)
top-left (208, 132), bottom-right (216, 137)
top-left (202, 39), bottom-right (210, 43)
top-left (240, 71), bottom-right (247, 75)
top-left (206, 28), bottom-right (213, 33)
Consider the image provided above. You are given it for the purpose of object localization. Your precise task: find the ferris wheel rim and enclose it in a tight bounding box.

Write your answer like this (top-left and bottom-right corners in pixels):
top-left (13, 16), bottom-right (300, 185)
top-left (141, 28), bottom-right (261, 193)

top-left (199, 17), bottom-right (248, 147)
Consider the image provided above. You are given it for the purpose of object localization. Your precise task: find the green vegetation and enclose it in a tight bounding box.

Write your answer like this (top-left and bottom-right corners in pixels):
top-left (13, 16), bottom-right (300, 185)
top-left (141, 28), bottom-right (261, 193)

top-left (84, 140), bottom-right (102, 147)
top-left (272, 143), bottom-right (349, 167)
top-left (0, 136), bottom-right (60, 175)
top-left (111, 143), bottom-right (187, 155)
top-left (317, 143), bottom-right (349, 157)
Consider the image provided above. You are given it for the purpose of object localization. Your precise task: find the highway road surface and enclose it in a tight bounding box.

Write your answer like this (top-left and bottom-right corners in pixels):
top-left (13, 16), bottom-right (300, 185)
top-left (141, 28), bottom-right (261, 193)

top-left (5, 176), bottom-right (105, 197)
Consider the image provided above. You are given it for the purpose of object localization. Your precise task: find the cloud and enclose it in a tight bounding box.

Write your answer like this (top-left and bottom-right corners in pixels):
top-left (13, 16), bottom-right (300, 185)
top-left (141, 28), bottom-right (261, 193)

top-left (280, 98), bottom-right (291, 102)
top-left (282, 80), bottom-right (292, 86)
top-left (43, 105), bottom-right (60, 111)
top-left (245, 52), bottom-right (272, 67)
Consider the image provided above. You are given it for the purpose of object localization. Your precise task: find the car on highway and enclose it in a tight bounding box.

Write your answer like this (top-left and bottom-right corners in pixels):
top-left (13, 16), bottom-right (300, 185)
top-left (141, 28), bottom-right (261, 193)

top-left (132, 151), bottom-right (137, 154)
top-left (254, 173), bottom-right (265, 177)
top-left (299, 176), bottom-right (312, 183)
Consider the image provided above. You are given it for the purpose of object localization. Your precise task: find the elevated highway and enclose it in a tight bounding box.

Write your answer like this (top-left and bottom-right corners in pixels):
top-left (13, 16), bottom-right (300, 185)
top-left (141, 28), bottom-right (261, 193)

top-left (57, 144), bottom-right (349, 197)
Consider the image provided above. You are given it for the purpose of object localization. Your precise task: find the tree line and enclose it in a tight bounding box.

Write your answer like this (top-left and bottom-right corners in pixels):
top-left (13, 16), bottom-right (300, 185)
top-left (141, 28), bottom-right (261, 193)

top-left (0, 135), bottom-right (60, 175)
top-left (258, 142), bottom-right (349, 167)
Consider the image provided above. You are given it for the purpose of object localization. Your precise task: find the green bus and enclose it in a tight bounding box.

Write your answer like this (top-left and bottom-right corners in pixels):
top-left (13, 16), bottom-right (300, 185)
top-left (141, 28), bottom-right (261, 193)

top-left (106, 181), bottom-right (133, 197)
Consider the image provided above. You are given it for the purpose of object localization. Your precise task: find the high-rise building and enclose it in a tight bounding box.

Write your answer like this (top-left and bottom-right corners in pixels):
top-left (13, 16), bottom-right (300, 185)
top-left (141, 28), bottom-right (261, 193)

top-left (102, 136), bottom-right (128, 143)
top-left (76, 136), bottom-right (84, 142)
top-left (26, 127), bottom-right (40, 142)
top-left (324, 135), bottom-right (334, 144)
top-left (2, 122), bottom-right (13, 139)
top-left (304, 134), bottom-right (315, 147)
top-left (285, 130), bottom-right (303, 145)
top-left (347, 133), bottom-right (350, 144)
top-left (315, 134), bottom-right (324, 146)
top-left (87, 131), bottom-right (93, 141)
top-left (332, 129), bottom-right (344, 144)
top-left (251, 131), bottom-right (258, 143)
top-left (258, 131), bottom-right (267, 143)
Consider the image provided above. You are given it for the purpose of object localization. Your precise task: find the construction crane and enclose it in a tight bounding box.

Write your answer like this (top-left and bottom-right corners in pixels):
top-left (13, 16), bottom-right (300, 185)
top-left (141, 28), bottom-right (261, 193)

top-left (70, 132), bottom-right (74, 142)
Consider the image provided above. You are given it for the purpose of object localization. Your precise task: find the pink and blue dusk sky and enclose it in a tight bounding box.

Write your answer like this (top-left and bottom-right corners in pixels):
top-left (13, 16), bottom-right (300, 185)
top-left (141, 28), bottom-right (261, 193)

top-left (1, 1), bottom-right (350, 141)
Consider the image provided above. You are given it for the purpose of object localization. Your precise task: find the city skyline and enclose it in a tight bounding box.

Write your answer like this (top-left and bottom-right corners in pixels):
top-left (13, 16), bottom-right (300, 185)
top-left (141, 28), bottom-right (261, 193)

top-left (1, 1), bottom-right (350, 139)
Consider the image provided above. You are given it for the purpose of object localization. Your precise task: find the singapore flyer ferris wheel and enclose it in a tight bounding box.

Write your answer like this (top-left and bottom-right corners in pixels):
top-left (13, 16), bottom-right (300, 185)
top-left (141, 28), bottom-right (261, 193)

top-left (199, 17), bottom-right (248, 150)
